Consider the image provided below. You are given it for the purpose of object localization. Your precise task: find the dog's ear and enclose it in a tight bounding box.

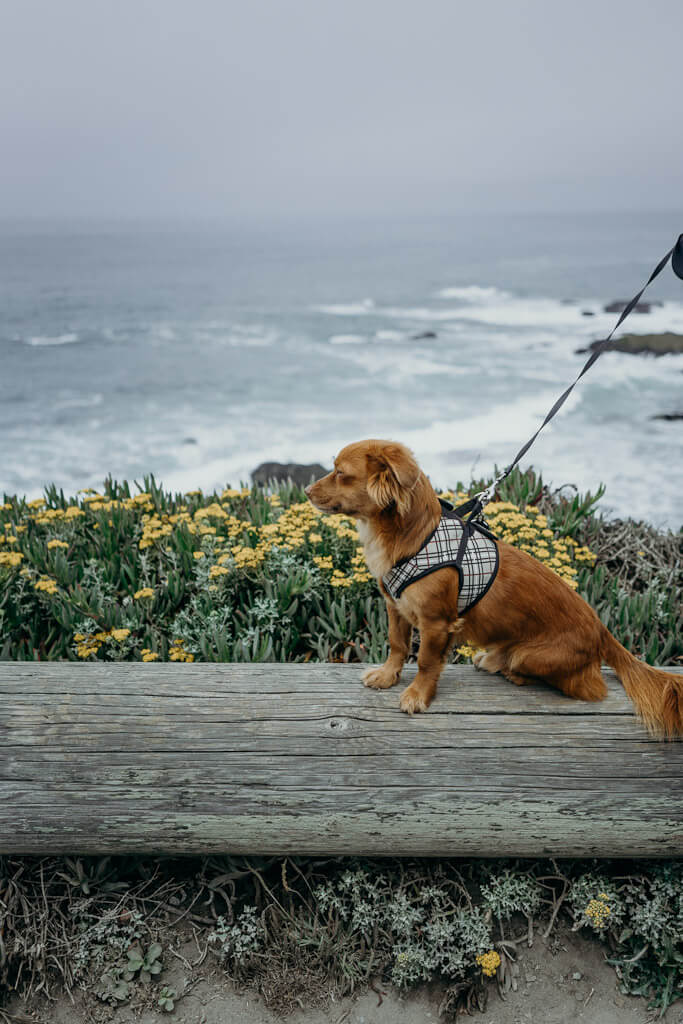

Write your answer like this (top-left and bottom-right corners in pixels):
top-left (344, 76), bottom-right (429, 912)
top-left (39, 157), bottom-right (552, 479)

top-left (366, 443), bottom-right (420, 516)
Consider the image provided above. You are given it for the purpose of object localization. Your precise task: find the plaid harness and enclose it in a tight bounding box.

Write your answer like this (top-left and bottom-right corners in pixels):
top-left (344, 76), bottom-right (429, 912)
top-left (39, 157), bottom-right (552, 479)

top-left (382, 499), bottom-right (499, 613)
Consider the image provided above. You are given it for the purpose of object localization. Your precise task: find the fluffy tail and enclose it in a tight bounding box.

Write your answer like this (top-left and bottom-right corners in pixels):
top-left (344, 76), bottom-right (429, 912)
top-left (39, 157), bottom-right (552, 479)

top-left (601, 626), bottom-right (683, 738)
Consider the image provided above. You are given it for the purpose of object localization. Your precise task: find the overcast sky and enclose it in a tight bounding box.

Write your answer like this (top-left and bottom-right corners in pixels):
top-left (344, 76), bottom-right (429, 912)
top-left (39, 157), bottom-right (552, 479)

top-left (1, 0), bottom-right (681, 220)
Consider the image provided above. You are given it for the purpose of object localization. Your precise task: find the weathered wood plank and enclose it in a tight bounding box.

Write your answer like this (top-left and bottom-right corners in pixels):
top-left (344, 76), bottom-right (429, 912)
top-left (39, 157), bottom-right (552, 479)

top-left (1, 663), bottom-right (681, 856)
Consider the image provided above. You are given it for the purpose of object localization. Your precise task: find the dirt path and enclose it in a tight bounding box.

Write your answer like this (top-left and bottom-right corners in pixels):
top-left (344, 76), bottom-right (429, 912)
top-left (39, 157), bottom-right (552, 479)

top-left (7, 925), bottom-right (678, 1024)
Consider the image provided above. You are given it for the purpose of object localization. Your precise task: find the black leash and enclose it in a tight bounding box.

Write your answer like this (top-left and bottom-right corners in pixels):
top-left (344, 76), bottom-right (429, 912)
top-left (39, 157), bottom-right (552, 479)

top-left (457, 233), bottom-right (683, 523)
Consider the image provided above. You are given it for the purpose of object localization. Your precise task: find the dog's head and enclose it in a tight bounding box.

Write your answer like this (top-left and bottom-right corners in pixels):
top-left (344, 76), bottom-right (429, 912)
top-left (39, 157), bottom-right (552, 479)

top-left (305, 439), bottom-right (421, 519)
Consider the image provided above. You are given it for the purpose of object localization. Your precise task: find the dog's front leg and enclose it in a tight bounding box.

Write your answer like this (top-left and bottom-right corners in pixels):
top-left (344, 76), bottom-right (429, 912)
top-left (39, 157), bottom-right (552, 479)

top-left (362, 598), bottom-right (412, 690)
top-left (400, 616), bottom-right (454, 714)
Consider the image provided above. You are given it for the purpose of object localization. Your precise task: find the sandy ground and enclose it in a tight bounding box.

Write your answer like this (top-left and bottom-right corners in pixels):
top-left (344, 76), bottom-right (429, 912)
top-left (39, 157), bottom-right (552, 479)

top-left (6, 924), bottom-right (680, 1024)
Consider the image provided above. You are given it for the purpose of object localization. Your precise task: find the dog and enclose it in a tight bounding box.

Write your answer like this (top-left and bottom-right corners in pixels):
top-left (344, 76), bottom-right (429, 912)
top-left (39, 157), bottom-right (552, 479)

top-left (305, 438), bottom-right (683, 737)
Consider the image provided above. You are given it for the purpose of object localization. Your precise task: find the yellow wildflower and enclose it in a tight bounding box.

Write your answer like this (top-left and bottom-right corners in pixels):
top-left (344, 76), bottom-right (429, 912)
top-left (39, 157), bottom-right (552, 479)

top-left (195, 503), bottom-right (227, 521)
top-left (456, 644), bottom-right (481, 660)
top-left (585, 896), bottom-right (611, 928)
top-left (134, 587), bottom-right (155, 599)
top-left (169, 639), bottom-right (194, 662)
top-left (34, 577), bottom-right (58, 595)
top-left (110, 628), bottom-right (130, 642)
top-left (476, 950), bottom-right (501, 977)
top-left (47, 539), bottom-right (69, 550)
top-left (77, 642), bottom-right (100, 659)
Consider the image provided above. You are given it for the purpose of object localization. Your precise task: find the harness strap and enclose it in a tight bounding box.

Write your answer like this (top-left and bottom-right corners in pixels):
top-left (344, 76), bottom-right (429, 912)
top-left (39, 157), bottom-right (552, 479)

top-left (461, 233), bottom-right (683, 518)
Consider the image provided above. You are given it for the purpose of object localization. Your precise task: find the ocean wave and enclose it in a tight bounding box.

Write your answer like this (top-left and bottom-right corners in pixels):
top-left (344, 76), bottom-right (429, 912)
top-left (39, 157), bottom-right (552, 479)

top-left (192, 324), bottom-right (277, 348)
top-left (24, 332), bottom-right (80, 347)
top-left (314, 285), bottom-right (683, 337)
top-left (329, 334), bottom-right (365, 345)
top-left (314, 298), bottom-right (375, 315)
top-left (374, 329), bottom-right (405, 342)
top-left (435, 284), bottom-right (512, 302)
top-left (54, 393), bottom-right (104, 410)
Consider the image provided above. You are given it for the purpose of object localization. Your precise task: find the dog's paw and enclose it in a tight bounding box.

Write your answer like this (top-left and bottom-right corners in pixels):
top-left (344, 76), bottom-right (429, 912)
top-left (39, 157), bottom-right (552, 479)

top-left (362, 665), bottom-right (400, 690)
top-left (399, 685), bottom-right (430, 715)
top-left (473, 649), bottom-right (503, 674)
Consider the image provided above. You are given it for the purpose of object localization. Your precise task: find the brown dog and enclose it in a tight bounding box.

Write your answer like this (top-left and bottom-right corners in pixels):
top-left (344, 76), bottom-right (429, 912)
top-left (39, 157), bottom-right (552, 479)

top-left (305, 438), bottom-right (683, 736)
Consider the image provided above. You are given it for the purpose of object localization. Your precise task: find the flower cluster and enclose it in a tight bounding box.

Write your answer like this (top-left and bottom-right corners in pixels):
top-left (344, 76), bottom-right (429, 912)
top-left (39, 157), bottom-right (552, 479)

top-left (74, 628), bottom-right (131, 659)
top-left (0, 473), bottom-right (607, 664)
top-left (480, 500), bottom-right (595, 590)
top-left (0, 551), bottom-right (24, 568)
top-left (476, 949), bottom-right (501, 976)
top-left (584, 894), bottom-right (611, 929)
top-left (34, 576), bottom-right (59, 596)
top-left (169, 639), bottom-right (194, 662)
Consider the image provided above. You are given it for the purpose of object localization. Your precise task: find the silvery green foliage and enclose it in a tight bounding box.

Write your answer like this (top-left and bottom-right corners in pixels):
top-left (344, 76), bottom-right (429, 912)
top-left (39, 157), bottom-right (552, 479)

top-left (208, 906), bottom-right (264, 966)
top-left (314, 866), bottom-right (491, 989)
top-left (70, 907), bottom-right (144, 981)
top-left (567, 873), bottom-right (625, 931)
top-left (171, 596), bottom-right (233, 657)
top-left (566, 863), bottom-right (683, 1011)
top-left (239, 595), bottom-right (290, 646)
top-left (480, 869), bottom-right (543, 920)
top-left (621, 864), bottom-right (683, 949)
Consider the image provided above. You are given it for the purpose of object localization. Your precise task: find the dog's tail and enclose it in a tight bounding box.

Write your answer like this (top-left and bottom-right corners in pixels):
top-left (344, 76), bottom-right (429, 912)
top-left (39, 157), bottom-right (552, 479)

top-left (601, 626), bottom-right (683, 738)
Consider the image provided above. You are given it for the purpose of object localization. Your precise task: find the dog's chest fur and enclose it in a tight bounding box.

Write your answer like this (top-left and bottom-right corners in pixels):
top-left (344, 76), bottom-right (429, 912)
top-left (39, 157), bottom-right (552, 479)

top-left (356, 519), bottom-right (393, 579)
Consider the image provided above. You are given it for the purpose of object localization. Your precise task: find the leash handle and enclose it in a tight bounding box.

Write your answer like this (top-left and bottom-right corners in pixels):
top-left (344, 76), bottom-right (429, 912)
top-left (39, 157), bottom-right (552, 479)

top-left (468, 234), bottom-right (683, 512)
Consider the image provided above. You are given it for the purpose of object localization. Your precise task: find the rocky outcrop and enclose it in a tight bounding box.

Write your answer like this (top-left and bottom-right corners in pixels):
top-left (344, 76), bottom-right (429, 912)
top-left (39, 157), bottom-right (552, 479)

top-left (576, 333), bottom-right (683, 356)
top-left (251, 462), bottom-right (328, 487)
top-left (604, 300), bottom-right (661, 314)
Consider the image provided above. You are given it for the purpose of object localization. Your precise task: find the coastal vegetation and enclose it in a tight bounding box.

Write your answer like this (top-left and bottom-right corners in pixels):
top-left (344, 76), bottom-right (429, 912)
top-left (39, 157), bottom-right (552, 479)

top-left (1, 853), bottom-right (682, 1018)
top-left (1, 469), bottom-right (681, 1019)
top-left (1, 467), bottom-right (680, 667)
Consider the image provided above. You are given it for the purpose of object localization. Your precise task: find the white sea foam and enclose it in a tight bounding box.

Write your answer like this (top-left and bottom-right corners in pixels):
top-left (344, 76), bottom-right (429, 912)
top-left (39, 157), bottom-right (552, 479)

top-left (315, 285), bottom-right (683, 339)
top-left (155, 325), bottom-right (177, 341)
top-left (53, 393), bottom-right (105, 410)
top-left (374, 329), bottom-right (405, 342)
top-left (328, 334), bottom-right (365, 345)
top-left (435, 284), bottom-right (512, 302)
top-left (193, 324), bottom-right (277, 347)
top-left (24, 332), bottom-right (80, 347)
top-left (314, 298), bottom-right (375, 315)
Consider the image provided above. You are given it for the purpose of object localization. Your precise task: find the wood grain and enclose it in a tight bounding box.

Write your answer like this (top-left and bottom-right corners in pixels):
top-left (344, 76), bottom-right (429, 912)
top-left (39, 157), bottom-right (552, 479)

top-left (1, 663), bottom-right (681, 856)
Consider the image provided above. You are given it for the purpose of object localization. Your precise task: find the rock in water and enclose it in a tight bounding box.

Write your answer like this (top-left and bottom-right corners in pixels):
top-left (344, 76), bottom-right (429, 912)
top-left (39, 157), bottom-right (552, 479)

top-left (603, 300), bottom-right (659, 314)
top-left (251, 462), bottom-right (329, 487)
top-left (575, 332), bottom-right (683, 356)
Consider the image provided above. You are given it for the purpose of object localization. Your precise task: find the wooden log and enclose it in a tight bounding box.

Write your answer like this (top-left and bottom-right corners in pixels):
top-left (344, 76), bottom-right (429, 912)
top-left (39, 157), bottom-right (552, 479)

top-left (1, 663), bottom-right (681, 857)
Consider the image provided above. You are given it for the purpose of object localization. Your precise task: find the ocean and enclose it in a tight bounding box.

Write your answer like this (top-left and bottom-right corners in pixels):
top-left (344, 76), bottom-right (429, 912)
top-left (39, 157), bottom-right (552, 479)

top-left (1, 211), bottom-right (681, 528)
